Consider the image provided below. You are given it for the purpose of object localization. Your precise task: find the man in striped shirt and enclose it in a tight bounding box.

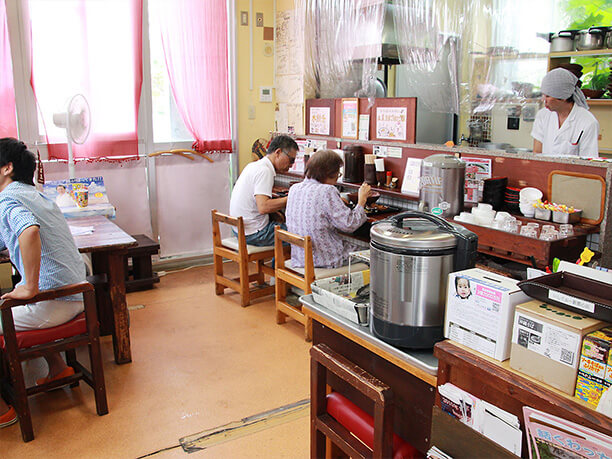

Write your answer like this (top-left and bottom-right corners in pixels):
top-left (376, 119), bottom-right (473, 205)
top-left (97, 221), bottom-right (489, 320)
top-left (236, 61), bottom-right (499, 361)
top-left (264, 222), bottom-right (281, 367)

top-left (0, 138), bottom-right (87, 428)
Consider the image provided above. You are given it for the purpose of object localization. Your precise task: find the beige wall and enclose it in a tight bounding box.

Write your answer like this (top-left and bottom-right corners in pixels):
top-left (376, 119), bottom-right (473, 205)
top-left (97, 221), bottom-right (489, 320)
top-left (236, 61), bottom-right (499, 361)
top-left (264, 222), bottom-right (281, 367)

top-left (236, 0), bottom-right (276, 172)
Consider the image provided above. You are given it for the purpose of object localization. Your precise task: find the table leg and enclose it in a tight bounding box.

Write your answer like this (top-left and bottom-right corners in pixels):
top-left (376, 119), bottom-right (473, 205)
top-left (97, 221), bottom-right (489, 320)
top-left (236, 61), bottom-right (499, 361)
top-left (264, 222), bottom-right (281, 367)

top-left (107, 251), bottom-right (132, 364)
top-left (92, 250), bottom-right (132, 364)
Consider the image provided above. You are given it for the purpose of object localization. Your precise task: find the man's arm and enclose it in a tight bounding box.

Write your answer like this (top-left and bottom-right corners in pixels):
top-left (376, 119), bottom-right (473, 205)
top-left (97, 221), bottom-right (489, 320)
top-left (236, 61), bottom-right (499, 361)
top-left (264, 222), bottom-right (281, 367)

top-left (255, 194), bottom-right (288, 214)
top-left (1, 225), bottom-right (41, 300)
top-left (533, 139), bottom-right (542, 153)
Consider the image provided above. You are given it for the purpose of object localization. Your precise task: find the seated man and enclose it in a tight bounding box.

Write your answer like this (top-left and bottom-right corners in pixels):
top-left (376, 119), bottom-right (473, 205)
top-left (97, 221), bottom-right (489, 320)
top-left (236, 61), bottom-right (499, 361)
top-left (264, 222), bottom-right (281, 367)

top-left (229, 135), bottom-right (298, 246)
top-left (0, 138), bottom-right (87, 429)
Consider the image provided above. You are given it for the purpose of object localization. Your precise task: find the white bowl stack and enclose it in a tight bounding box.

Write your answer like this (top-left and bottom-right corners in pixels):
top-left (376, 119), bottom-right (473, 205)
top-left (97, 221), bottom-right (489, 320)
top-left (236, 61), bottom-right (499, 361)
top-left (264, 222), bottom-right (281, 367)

top-left (518, 187), bottom-right (543, 218)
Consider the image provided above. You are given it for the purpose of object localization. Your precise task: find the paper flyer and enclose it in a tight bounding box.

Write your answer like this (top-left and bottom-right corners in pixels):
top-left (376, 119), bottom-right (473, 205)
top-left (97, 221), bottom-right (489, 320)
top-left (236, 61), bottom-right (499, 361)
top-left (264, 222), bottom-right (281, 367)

top-left (462, 157), bottom-right (492, 203)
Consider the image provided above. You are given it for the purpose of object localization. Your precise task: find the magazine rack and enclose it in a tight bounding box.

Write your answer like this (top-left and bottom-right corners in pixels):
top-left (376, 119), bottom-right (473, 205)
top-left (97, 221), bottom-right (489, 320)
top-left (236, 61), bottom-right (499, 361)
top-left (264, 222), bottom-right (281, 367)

top-left (434, 340), bottom-right (612, 457)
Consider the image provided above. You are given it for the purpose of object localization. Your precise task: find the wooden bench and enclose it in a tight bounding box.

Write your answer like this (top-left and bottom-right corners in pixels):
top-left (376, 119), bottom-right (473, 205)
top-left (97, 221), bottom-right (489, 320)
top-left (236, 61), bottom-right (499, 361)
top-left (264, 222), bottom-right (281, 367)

top-left (125, 234), bottom-right (160, 293)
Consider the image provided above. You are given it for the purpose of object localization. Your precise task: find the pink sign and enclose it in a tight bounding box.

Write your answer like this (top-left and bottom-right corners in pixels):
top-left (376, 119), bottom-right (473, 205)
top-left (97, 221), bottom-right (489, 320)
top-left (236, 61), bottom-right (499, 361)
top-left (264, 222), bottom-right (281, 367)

top-left (475, 285), bottom-right (502, 303)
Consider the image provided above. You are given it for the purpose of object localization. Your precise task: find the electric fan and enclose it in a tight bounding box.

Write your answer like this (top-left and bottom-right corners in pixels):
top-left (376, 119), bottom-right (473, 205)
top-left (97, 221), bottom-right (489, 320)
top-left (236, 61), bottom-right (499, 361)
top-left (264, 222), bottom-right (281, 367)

top-left (52, 94), bottom-right (91, 178)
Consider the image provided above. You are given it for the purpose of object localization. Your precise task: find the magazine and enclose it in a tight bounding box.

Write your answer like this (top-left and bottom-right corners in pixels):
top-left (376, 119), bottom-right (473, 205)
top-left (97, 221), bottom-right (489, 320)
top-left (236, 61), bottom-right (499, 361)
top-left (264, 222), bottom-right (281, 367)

top-left (43, 176), bottom-right (110, 208)
top-left (523, 406), bottom-right (612, 459)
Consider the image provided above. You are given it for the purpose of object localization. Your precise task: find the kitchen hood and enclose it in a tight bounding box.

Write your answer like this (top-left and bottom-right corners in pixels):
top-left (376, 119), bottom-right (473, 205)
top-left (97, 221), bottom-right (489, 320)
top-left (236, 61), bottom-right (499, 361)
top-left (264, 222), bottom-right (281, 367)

top-left (353, 2), bottom-right (400, 64)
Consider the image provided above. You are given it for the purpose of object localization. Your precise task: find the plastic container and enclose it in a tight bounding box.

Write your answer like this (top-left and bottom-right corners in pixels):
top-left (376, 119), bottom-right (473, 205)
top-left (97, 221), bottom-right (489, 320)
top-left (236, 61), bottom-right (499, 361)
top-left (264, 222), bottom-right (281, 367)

top-left (552, 209), bottom-right (582, 224)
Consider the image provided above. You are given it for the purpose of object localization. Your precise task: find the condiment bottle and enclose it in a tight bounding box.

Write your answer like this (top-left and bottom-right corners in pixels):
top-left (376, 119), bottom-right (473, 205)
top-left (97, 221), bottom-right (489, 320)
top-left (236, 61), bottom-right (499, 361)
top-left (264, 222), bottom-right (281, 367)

top-left (386, 171), bottom-right (392, 187)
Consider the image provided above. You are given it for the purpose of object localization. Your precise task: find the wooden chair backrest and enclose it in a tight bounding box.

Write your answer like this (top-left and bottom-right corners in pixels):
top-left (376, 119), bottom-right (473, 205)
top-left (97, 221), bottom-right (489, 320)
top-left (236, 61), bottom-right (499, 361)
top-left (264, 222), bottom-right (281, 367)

top-left (274, 227), bottom-right (315, 290)
top-left (211, 209), bottom-right (248, 257)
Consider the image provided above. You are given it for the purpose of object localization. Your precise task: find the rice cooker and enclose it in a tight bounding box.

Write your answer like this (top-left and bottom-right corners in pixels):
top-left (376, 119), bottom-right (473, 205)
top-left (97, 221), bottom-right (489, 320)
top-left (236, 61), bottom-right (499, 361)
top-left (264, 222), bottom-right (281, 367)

top-left (369, 212), bottom-right (477, 349)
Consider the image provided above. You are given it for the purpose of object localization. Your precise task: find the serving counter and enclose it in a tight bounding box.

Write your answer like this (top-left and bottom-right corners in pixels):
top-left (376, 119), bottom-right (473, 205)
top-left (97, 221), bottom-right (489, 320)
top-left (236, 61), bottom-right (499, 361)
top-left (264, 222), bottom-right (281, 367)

top-left (275, 137), bottom-right (612, 267)
top-left (301, 294), bottom-right (437, 453)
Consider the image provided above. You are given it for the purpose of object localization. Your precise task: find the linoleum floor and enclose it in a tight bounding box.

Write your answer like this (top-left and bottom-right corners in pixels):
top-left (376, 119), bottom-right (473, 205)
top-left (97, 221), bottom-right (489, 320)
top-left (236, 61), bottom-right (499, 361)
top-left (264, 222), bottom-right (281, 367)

top-left (0, 264), bottom-right (311, 458)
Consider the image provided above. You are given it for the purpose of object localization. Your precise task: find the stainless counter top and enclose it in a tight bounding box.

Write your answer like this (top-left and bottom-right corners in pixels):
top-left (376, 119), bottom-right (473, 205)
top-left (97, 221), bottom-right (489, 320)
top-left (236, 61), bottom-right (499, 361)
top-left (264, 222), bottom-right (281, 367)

top-left (300, 294), bottom-right (438, 377)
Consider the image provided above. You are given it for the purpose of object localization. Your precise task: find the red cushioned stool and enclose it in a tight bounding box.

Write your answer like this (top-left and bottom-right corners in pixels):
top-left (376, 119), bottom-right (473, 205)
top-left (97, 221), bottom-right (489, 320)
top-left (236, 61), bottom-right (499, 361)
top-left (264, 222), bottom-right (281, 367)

top-left (310, 343), bottom-right (421, 459)
top-left (327, 392), bottom-right (421, 459)
top-left (0, 281), bottom-right (108, 442)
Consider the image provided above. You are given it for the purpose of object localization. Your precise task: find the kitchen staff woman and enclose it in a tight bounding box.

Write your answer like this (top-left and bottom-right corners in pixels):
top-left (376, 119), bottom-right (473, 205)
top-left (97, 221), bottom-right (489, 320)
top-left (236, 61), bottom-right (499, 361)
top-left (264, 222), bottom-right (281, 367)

top-left (531, 67), bottom-right (599, 158)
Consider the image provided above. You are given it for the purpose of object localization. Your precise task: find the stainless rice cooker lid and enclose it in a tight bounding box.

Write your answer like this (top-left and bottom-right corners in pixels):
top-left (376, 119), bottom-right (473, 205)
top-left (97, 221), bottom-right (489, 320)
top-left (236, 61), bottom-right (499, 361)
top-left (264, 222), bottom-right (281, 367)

top-left (370, 218), bottom-right (457, 250)
top-left (423, 154), bottom-right (466, 169)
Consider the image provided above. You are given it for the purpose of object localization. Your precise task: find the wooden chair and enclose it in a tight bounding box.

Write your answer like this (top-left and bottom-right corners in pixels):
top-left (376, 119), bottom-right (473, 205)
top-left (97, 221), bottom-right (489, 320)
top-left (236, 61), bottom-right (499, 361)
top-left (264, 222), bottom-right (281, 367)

top-left (212, 209), bottom-right (276, 307)
top-left (274, 228), bottom-right (369, 342)
top-left (0, 280), bottom-right (108, 442)
top-left (310, 343), bottom-right (398, 459)
top-left (274, 228), bottom-right (315, 341)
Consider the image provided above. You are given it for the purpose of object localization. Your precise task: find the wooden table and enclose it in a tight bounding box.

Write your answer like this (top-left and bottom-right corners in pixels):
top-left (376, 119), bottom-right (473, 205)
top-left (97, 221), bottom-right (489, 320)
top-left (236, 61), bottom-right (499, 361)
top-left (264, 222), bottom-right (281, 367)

top-left (301, 294), bottom-right (438, 453)
top-left (70, 216), bottom-right (137, 364)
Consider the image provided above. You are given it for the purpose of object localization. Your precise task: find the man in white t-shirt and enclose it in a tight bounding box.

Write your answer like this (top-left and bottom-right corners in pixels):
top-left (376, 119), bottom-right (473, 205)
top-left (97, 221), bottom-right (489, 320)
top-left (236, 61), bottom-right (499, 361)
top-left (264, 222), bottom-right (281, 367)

top-left (531, 67), bottom-right (599, 158)
top-left (229, 135), bottom-right (298, 246)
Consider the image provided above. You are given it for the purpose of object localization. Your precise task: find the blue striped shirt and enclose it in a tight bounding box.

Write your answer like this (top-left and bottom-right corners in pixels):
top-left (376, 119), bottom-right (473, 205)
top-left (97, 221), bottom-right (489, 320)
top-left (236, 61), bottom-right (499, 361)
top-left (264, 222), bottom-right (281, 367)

top-left (0, 182), bottom-right (86, 300)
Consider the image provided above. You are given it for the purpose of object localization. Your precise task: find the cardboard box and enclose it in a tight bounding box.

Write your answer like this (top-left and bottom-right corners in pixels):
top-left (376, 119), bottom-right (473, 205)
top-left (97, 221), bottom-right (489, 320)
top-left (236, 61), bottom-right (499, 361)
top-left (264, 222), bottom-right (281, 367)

top-left (575, 328), bottom-right (612, 405)
top-left (444, 268), bottom-right (530, 361)
top-left (510, 300), bottom-right (607, 395)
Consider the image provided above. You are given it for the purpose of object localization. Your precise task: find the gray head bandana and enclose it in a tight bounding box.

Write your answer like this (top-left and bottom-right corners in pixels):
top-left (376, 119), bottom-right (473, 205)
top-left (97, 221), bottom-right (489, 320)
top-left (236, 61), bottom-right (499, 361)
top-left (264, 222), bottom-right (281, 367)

top-left (541, 68), bottom-right (589, 110)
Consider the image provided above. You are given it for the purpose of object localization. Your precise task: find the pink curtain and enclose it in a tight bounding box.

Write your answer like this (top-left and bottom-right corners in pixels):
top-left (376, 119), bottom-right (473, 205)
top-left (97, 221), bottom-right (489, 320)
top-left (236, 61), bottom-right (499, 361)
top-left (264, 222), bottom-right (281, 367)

top-left (0, 0), bottom-right (17, 138)
top-left (28, 0), bottom-right (142, 160)
top-left (155, 0), bottom-right (231, 153)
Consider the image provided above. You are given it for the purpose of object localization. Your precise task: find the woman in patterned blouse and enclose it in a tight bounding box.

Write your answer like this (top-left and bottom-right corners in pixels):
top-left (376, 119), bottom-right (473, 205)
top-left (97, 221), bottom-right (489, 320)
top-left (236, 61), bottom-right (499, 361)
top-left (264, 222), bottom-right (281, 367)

top-left (286, 150), bottom-right (371, 268)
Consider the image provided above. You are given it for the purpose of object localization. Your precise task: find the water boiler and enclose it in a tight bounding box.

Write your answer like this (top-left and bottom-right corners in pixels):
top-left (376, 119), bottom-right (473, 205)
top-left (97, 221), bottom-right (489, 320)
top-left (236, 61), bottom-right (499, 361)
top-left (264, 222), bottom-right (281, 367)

top-left (369, 212), bottom-right (477, 349)
top-left (419, 154), bottom-right (465, 218)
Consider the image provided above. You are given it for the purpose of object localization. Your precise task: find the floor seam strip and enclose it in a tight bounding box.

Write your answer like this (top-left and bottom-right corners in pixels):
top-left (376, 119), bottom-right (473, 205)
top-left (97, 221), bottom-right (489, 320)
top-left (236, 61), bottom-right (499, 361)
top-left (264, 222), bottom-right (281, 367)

top-left (180, 398), bottom-right (310, 454)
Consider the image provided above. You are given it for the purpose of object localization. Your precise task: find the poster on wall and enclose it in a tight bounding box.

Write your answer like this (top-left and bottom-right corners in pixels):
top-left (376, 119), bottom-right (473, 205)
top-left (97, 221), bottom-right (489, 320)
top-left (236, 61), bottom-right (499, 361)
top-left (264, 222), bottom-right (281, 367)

top-left (341, 98), bottom-right (358, 139)
top-left (462, 157), bottom-right (492, 203)
top-left (375, 106), bottom-right (407, 141)
top-left (309, 106), bottom-right (331, 135)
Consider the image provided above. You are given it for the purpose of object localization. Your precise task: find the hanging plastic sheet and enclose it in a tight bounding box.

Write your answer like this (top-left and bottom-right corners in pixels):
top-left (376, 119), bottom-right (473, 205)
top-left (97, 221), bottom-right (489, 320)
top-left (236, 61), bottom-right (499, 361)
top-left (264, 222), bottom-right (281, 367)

top-left (392, 0), bottom-right (471, 115)
top-left (299, 0), bottom-right (599, 146)
top-left (301, 0), bottom-right (386, 100)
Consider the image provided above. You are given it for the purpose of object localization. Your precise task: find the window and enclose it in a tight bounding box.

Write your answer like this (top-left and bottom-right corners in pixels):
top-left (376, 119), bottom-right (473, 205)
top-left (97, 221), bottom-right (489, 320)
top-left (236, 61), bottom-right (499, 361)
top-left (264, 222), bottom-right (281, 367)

top-left (7, 0), bottom-right (198, 157)
top-left (147, 5), bottom-right (192, 144)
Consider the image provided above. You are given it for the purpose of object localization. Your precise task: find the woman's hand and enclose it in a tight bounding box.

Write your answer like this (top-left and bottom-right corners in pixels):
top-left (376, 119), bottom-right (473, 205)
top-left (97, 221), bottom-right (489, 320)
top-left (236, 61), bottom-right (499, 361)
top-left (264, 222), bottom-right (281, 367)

top-left (357, 183), bottom-right (372, 208)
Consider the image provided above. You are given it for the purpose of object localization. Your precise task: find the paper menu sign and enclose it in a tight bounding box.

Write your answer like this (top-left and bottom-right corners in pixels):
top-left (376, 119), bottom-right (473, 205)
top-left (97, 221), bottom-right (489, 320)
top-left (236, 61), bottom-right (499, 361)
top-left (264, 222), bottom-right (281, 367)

top-left (358, 114), bottom-right (370, 140)
top-left (462, 157), bottom-right (491, 203)
top-left (309, 106), bottom-right (330, 135)
top-left (341, 98), bottom-right (358, 138)
top-left (401, 157), bottom-right (422, 197)
top-left (375, 106), bottom-right (407, 140)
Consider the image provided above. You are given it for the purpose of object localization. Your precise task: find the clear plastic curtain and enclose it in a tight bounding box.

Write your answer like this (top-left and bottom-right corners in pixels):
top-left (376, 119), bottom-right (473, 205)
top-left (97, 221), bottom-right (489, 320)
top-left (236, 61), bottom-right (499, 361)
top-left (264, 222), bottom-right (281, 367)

top-left (302, 0), bottom-right (385, 100)
top-left (0, 0), bottom-right (17, 137)
top-left (470, 0), bottom-right (558, 115)
top-left (392, 0), bottom-right (472, 114)
top-left (152, 0), bottom-right (231, 153)
top-left (29, 0), bottom-right (143, 160)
